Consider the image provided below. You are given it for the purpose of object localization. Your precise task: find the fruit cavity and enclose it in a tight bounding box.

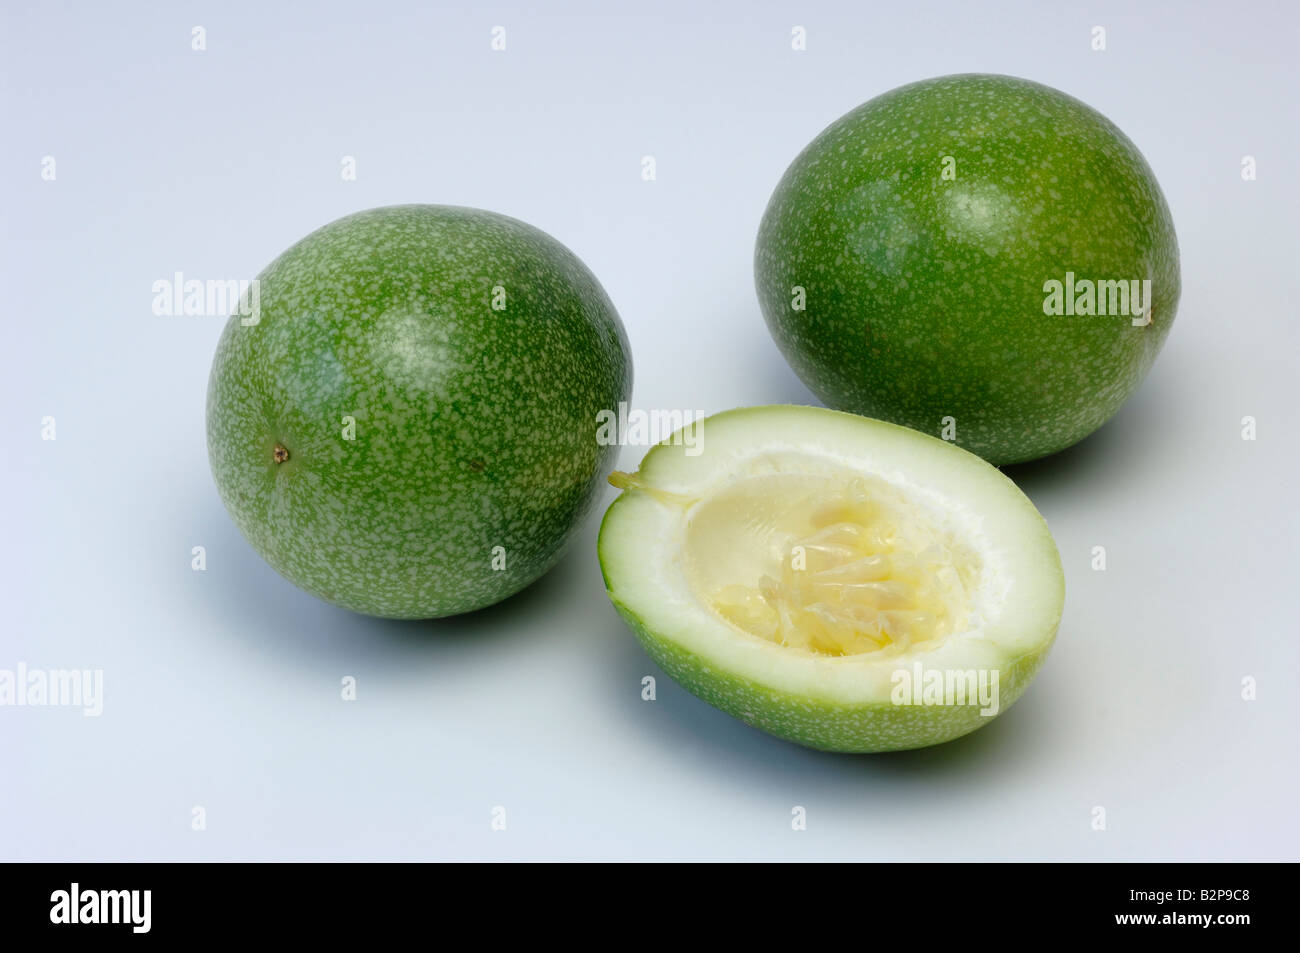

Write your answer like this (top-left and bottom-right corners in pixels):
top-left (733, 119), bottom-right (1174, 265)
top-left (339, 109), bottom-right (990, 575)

top-left (685, 471), bottom-right (981, 657)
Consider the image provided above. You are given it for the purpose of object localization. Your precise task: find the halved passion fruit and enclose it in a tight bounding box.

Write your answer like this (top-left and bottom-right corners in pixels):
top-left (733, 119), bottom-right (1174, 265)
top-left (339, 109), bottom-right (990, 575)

top-left (598, 405), bottom-right (1064, 753)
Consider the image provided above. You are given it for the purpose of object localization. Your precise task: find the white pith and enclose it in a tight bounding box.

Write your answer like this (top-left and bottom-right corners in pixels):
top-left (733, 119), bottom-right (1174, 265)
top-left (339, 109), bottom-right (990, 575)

top-left (601, 406), bottom-right (1064, 706)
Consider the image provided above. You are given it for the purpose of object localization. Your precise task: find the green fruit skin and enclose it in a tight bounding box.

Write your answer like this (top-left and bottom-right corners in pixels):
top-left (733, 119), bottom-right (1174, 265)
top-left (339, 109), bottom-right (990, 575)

top-left (207, 205), bottom-right (632, 619)
top-left (756, 74), bottom-right (1180, 465)
top-left (602, 586), bottom-right (1053, 755)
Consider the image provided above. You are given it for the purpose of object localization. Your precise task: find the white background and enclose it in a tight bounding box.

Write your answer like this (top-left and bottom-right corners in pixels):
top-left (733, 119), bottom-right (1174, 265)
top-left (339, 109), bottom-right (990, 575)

top-left (3, 0), bottom-right (1297, 860)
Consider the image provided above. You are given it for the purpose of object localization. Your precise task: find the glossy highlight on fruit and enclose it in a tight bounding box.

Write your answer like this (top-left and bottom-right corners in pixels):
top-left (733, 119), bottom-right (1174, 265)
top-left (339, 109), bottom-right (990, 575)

top-left (599, 406), bottom-right (1064, 753)
top-left (207, 205), bottom-right (632, 618)
top-left (755, 74), bottom-right (1180, 465)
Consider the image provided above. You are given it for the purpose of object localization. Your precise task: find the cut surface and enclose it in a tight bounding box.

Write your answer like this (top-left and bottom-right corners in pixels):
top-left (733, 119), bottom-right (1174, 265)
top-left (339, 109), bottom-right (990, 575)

top-left (683, 470), bottom-right (982, 657)
top-left (599, 405), bottom-right (1064, 752)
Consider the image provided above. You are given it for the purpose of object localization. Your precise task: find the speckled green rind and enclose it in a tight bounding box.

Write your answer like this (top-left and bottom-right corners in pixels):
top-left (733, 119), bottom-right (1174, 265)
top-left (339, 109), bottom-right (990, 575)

top-left (755, 74), bottom-right (1180, 465)
top-left (207, 205), bottom-right (631, 619)
top-left (604, 590), bottom-right (1051, 753)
